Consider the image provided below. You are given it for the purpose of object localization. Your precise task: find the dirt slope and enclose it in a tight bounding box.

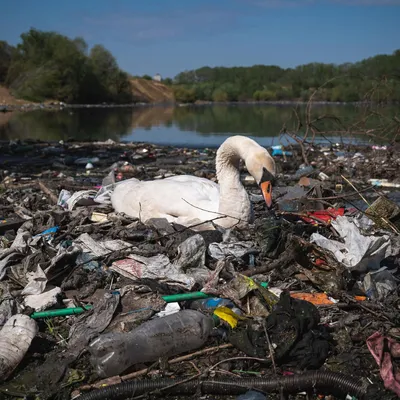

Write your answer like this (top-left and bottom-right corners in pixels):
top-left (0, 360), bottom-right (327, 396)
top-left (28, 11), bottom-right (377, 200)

top-left (130, 79), bottom-right (174, 103)
top-left (1, 80), bottom-right (175, 105)
top-left (0, 86), bottom-right (32, 106)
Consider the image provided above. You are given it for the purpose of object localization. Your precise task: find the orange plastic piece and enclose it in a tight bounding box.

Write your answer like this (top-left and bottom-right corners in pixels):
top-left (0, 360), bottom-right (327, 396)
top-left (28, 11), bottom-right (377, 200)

top-left (290, 292), bottom-right (335, 305)
top-left (290, 292), bottom-right (366, 305)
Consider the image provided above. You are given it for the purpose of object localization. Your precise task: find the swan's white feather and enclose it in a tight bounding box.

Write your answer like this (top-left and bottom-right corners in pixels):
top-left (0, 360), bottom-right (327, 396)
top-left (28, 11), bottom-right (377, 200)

top-left (111, 175), bottom-right (221, 226)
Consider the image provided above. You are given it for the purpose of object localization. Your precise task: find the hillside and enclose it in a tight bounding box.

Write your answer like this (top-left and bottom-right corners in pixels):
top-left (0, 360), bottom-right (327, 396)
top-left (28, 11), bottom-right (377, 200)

top-left (130, 79), bottom-right (174, 103)
top-left (0, 85), bottom-right (32, 106)
top-left (0, 79), bottom-right (175, 107)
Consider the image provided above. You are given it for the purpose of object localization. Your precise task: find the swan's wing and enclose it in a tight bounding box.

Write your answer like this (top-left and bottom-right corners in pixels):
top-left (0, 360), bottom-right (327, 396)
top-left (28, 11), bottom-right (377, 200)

top-left (163, 175), bottom-right (220, 203)
top-left (111, 175), bottom-right (220, 224)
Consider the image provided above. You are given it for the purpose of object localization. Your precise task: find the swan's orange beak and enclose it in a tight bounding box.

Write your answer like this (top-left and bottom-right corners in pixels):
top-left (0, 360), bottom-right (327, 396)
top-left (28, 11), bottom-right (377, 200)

top-left (260, 181), bottom-right (273, 208)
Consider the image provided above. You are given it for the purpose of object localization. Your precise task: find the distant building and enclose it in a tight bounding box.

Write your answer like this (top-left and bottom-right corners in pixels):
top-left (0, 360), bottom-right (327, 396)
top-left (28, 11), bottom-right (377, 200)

top-left (153, 73), bottom-right (162, 82)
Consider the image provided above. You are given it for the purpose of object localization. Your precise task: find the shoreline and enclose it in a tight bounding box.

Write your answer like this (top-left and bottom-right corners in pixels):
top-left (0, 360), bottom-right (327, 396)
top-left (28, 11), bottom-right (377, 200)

top-left (1, 99), bottom-right (397, 113)
top-left (0, 138), bottom-right (391, 151)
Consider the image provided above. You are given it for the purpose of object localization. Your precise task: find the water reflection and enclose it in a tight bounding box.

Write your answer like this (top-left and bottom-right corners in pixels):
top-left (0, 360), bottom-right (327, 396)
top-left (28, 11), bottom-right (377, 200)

top-left (0, 104), bottom-right (397, 146)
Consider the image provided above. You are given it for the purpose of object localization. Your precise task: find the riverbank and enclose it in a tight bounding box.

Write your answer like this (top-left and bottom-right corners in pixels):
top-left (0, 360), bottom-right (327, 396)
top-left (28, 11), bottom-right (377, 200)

top-left (2, 99), bottom-right (398, 113)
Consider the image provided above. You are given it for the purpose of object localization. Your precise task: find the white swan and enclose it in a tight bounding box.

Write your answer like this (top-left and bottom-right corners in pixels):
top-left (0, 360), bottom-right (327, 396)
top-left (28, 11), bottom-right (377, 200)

top-left (111, 135), bottom-right (276, 231)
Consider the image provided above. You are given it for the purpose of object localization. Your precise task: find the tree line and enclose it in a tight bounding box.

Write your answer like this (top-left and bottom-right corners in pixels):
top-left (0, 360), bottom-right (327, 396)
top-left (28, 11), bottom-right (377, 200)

top-left (0, 28), bottom-right (132, 104)
top-left (171, 50), bottom-right (400, 103)
top-left (1, 28), bottom-right (399, 105)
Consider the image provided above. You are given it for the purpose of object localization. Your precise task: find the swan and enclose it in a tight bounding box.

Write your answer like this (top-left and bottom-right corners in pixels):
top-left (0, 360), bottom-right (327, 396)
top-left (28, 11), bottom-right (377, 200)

top-left (111, 135), bottom-right (276, 231)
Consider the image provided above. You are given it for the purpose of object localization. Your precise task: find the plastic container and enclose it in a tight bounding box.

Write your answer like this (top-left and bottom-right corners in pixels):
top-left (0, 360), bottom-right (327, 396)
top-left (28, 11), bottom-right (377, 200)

top-left (188, 297), bottom-right (242, 315)
top-left (88, 309), bottom-right (216, 378)
top-left (0, 314), bottom-right (38, 381)
top-left (271, 145), bottom-right (292, 157)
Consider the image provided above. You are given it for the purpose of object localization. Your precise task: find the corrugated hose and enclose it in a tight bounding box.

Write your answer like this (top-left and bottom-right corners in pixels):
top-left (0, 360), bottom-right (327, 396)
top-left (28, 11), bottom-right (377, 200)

top-left (76, 370), bottom-right (377, 400)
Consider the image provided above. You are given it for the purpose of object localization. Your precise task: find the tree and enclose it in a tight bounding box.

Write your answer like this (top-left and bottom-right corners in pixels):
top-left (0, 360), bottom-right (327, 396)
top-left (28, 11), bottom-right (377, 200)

top-left (170, 48), bottom-right (400, 103)
top-left (0, 41), bottom-right (14, 83)
top-left (173, 86), bottom-right (196, 103)
top-left (5, 28), bottom-right (131, 104)
top-left (212, 88), bottom-right (228, 102)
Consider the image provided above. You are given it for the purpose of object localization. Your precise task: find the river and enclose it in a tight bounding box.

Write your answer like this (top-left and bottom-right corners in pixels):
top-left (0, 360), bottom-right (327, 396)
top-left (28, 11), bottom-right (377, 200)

top-left (0, 103), bottom-right (397, 147)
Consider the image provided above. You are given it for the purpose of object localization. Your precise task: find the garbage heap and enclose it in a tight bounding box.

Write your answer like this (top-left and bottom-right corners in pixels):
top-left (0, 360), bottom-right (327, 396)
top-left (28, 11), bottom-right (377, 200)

top-left (0, 139), bottom-right (400, 400)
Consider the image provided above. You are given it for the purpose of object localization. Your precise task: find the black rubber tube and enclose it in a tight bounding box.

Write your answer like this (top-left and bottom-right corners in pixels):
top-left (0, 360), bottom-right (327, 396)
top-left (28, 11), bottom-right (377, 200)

top-left (77, 370), bottom-right (370, 400)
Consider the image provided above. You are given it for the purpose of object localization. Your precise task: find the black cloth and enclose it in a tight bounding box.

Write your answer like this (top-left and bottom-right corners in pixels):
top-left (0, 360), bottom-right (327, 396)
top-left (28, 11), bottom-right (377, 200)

top-left (228, 290), bottom-right (332, 369)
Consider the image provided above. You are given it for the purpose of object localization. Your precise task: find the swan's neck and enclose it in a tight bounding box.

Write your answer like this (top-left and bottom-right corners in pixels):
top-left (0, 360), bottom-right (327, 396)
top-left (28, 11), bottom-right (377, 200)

top-left (215, 138), bottom-right (252, 228)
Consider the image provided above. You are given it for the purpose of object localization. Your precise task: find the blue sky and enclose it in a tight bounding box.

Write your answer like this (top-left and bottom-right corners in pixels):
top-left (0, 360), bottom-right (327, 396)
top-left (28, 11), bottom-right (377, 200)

top-left (1, 0), bottom-right (399, 78)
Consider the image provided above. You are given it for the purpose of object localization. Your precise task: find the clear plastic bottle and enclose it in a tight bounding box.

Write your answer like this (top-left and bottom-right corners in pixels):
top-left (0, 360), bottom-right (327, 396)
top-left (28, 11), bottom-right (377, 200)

top-left (88, 309), bottom-right (215, 378)
top-left (0, 314), bottom-right (38, 381)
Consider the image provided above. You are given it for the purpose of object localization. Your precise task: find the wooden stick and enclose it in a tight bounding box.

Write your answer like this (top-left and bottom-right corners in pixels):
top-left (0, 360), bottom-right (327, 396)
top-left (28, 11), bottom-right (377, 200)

top-left (77, 343), bottom-right (233, 392)
top-left (38, 180), bottom-right (58, 204)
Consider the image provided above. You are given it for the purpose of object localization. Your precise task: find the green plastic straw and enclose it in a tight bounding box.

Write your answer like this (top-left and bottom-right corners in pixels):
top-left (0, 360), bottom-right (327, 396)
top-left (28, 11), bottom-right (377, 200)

top-left (162, 282), bottom-right (269, 303)
top-left (30, 282), bottom-right (269, 319)
top-left (31, 305), bottom-right (94, 319)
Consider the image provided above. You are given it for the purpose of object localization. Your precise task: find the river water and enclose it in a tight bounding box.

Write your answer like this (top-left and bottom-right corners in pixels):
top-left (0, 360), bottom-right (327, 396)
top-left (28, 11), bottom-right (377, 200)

top-left (0, 103), bottom-right (397, 147)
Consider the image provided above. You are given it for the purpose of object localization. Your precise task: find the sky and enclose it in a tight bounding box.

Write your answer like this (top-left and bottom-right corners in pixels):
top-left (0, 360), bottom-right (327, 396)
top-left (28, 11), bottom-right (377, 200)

top-left (1, 0), bottom-right (399, 78)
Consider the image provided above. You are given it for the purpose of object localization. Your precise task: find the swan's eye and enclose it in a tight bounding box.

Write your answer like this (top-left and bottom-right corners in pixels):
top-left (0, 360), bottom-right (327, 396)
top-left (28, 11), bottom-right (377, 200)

top-left (260, 167), bottom-right (274, 184)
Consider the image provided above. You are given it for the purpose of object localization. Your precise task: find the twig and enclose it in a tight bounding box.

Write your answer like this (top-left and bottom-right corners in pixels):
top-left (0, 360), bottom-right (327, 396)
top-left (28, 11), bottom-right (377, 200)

top-left (213, 368), bottom-right (241, 377)
top-left (131, 355), bottom-right (270, 399)
top-left (311, 185), bottom-right (374, 201)
top-left (342, 293), bottom-right (393, 324)
top-left (77, 344), bottom-right (233, 392)
top-left (341, 175), bottom-right (400, 234)
top-left (208, 356), bottom-right (270, 372)
top-left (38, 180), bottom-right (59, 204)
top-left (241, 244), bottom-right (295, 276)
top-left (263, 322), bottom-right (277, 375)
top-left (340, 175), bottom-right (370, 207)
top-left (182, 198), bottom-right (242, 228)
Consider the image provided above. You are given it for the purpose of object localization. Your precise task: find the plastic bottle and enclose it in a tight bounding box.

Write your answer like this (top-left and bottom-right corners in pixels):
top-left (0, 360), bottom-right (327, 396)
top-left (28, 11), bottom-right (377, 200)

top-left (88, 309), bottom-right (216, 378)
top-left (237, 390), bottom-right (267, 399)
top-left (0, 314), bottom-right (38, 381)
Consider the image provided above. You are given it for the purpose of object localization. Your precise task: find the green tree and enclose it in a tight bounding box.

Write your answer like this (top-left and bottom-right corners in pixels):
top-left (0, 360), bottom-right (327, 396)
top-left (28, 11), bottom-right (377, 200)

top-left (0, 41), bottom-right (14, 83)
top-left (173, 86), bottom-right (196, 103)
top-left (170, 48), bottom-right (400, 103)
top-left (212, 88), bottom-right (228, 102)
top-left (5, 28), bottom-right (131, 104)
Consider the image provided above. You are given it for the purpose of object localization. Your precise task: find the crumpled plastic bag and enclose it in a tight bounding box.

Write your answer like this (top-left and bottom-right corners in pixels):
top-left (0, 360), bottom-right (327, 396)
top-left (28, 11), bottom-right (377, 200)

top-left (367, 332), bottom-right (400, 397)
top-left (110, 254), bottom-right (196, 291)
top-left (63, 190), bottom-right (99, 211)
top-left (0, 282), bottom-right (17, 328)
top-left (208, 241), bottom-right (256, 260)
top-left (0, 226), bottom-right (32, 280)
top-left (363, 267), bottom-right (398, 300)
top-left (21, 264), bottom-right (47, 296)
top-left (68, 291), bottom-right (120, 356)
top-left (310, 215), bottom-right (391, 272)
top-left (24, 287), bottom-right (62, 311)
top-left (74, 233), bottom-right (133, 258)
top-left (173, 234), bottom-right (211, 286)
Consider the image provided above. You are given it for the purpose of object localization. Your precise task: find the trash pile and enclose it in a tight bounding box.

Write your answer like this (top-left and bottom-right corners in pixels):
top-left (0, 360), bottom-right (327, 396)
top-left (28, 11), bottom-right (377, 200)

top-left (1, 139), bottom-right (400, 400)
